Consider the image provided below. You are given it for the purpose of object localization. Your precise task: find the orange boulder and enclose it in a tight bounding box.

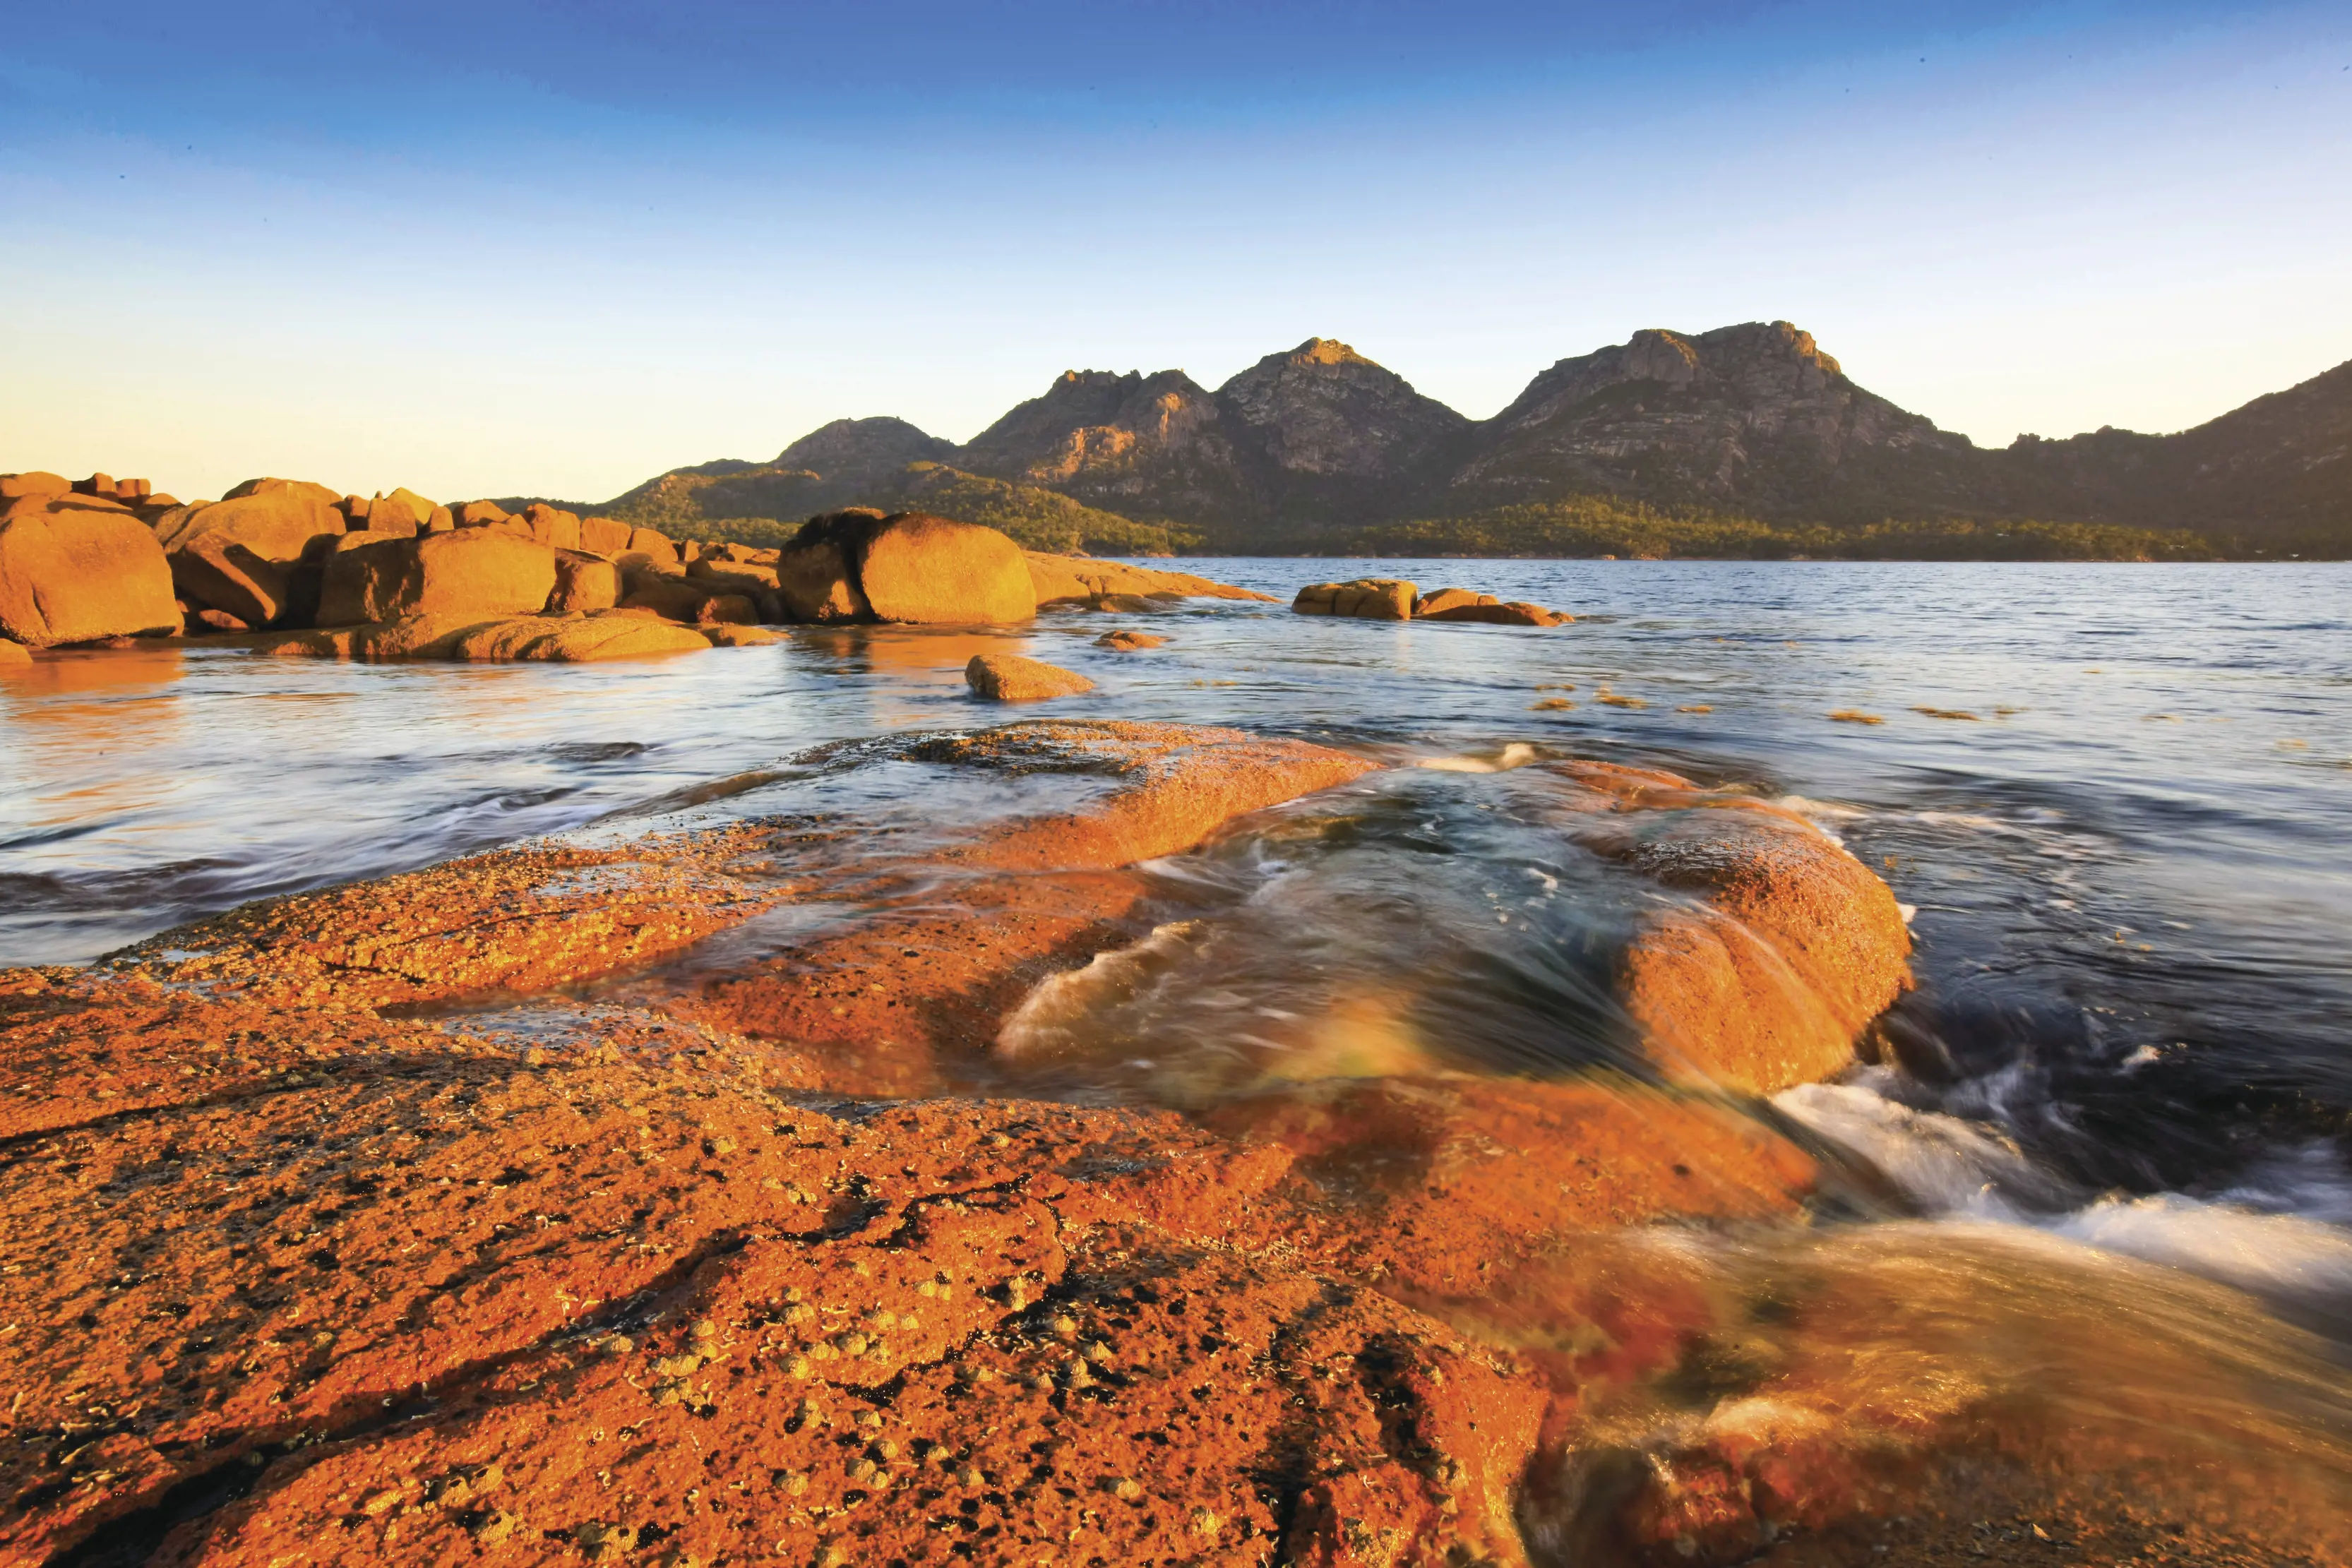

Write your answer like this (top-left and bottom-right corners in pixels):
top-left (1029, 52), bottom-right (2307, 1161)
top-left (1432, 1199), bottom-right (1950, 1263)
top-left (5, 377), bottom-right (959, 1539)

top-left (154, 482), bottom-right (343, 563)
top-left (0, 497), bottom-right (180, 645)
top-left (315, 529), bottom-right (558, 627)
top-left (167, 532), bottom-right (292, 627)
top-left (548, 547), bottom-right (620, 612)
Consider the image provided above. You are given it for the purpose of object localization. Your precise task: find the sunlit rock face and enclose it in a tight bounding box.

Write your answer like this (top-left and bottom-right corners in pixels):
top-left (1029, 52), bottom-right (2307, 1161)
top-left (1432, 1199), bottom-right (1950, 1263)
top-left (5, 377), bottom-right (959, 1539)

top-left (3, 714), bottom-right (2337, 1567)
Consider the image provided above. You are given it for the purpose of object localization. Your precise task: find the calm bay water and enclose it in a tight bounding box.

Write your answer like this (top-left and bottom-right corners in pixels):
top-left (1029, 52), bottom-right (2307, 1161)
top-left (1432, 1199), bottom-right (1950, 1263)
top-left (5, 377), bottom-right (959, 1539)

top-left (6, 560), bottom-right (2352, 1460)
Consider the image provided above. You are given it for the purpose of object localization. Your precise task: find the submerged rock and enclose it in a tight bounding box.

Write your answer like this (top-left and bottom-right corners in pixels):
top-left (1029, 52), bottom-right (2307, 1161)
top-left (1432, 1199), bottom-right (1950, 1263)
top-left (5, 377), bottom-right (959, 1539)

top-left (966, 652), bottom-right (1095, 700)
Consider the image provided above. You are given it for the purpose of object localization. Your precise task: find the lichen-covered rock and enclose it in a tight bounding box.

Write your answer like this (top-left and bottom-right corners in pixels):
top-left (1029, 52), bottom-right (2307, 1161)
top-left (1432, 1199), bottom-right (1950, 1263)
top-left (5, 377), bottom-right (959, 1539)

top-left (0, 497), bottom-right (180, 645)
top-left (1294, 577), bottom-right (1416, 619)
top-left (967, 652), bottom-right (1094, 700)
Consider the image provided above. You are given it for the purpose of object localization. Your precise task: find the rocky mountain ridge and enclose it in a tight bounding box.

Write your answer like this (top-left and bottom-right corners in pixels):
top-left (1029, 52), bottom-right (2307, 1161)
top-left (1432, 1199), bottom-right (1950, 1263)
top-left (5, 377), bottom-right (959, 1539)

top-left (593, 324), bottom-right (2352, 553)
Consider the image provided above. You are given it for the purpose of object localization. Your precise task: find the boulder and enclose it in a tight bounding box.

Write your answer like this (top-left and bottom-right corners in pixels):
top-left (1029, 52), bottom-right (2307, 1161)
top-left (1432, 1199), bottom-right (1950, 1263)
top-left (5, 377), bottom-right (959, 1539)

top-left (359, 491), bottom-right (426, 538)
top-left (619, 577), bottom-right (755, 625)
top-left (1414, 587), bottom-right (1492, 616)
top-left (688, 556), bottom-right (781, 591)
top-left (966, 652), bottom-right (1094, 701)
top-left (860, 513), bottom-right (1035, 623)
top-left (626, 527), bottom-right (678, 563)
top-left (0, 471), bottom-right (71, 501)
top-left (452, 500), bottom-right (509, 527)
top-left (190, 608), bottom-right (251, 634)
top-left (516, 502), bottom-right (583, 551)
top-left (773, 523), bottom-right (872, 623)
top-left (579, 515), bottom-right (634, 555)
top-left (777, 510), bottom-right (1035, 626)
top-left (1097, 629), bottom-right (1167, 650)
top-left (441, 614), bottom-right (716, 662)
top-left (1292, 577), bottom-right (1415, 620)
top-left (224, 476), bottom-right (340, 506)
top-left (1423, 599), bottom-right (1571, 627)
top-left (549, 549), bottom-right (621, 613)
top-left (0, 637), bottom-right (31, 666)
top-left (424, 506), bottom-right (455, 532)
top-left (155, 486), bottom-right (343, 563)
top-left (168, 532), bottom-right (292, 627)
top-left (0, 498), bottom-right (181, 646)
top-left (1545, 763), bottom-right (1914, 1093)
top-left (314, 529), bottom-right (558, 627)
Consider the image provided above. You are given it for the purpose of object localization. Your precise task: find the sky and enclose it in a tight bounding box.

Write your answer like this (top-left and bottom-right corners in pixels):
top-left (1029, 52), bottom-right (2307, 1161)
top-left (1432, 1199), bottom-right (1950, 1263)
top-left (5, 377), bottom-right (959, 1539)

top-left (3, 1), bottom-right (2348, 504)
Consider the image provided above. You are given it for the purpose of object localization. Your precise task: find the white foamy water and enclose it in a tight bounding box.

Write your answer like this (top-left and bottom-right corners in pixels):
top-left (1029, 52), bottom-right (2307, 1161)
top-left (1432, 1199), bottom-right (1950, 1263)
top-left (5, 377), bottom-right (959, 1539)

top-left (1779, 1077), bottom-right (2352, 1318)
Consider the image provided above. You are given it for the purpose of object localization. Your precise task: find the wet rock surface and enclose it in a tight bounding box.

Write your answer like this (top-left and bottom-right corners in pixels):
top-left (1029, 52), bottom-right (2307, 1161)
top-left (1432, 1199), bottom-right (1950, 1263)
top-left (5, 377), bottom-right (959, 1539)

top-left (2, 719), bottom-right (2335, 1565)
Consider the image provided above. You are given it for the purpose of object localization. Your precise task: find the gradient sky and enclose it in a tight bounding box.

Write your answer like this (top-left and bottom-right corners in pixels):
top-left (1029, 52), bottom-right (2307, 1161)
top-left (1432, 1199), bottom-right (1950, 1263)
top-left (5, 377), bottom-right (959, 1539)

top-left (4, 1), bottom-right (2348, 503)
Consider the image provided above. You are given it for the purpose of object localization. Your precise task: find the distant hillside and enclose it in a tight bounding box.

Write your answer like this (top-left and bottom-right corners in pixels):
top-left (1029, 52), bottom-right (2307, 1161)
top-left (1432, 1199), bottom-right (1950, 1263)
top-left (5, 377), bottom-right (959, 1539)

top-left (595, 455), bottom-right (1188, 556)
top-left (581, 325), bottom-right (2351, 558)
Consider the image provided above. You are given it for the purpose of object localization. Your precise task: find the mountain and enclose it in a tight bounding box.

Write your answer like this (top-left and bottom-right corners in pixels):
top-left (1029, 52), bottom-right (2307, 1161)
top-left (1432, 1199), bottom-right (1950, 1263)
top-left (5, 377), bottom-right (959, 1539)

top-left (1990, 357), bottom-right (2352, 551)
top-left (957, 369), bottom-right (1253, 525)
top-left (1452, 322), bottom-right (1991, 525)
top-left (587, 325), bottom-right (2352, 556)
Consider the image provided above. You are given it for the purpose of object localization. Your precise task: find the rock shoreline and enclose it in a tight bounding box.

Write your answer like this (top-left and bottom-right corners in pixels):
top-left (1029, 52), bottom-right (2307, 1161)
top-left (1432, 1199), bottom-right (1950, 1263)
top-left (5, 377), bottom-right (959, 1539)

top-left (1, 719), bottom-right (2178, 1568)
top-left (0, 470), bottom-right (1277, 664)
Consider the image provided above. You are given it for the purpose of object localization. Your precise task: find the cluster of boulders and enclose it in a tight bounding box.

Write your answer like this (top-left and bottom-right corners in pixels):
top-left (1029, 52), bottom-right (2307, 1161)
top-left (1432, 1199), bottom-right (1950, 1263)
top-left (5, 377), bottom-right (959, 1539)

top-left (1292, 575), bottom-right (1572, 626)
top-left (0, 470), bottom-right (1269, 664)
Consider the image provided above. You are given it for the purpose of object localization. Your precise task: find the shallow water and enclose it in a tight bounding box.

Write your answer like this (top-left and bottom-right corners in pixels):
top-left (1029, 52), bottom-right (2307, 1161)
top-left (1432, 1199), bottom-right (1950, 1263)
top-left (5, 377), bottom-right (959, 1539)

top-left (7, 559), bottom-right (2352, 1539)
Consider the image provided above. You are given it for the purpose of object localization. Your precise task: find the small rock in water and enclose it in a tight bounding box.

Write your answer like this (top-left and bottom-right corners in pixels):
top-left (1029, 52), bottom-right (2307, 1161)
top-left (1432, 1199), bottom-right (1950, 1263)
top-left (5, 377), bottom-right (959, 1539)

top-left (967, 652), bottom-right (1094, 701)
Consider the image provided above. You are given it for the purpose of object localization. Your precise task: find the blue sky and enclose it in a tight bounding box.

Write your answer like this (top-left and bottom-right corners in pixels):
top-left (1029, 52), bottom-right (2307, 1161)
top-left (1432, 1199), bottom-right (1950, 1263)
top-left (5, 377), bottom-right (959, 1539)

top-left (4, 1), bottom-right (2348, 503)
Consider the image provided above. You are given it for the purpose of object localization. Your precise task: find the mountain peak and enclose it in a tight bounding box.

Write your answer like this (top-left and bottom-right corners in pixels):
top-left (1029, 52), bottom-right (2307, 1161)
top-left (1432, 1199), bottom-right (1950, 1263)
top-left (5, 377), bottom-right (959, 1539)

top-left (1284, 337), bottom-right (1374, 368)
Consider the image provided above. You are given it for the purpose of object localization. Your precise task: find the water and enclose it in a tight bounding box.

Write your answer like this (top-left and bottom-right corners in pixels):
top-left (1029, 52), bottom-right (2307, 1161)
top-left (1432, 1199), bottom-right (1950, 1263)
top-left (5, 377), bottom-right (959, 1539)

top-left (7, 558), bottom-right (2352, 1542)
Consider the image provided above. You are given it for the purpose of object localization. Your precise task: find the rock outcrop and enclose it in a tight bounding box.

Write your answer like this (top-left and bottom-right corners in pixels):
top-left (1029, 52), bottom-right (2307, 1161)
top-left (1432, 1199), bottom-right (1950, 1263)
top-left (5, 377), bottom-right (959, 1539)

top-left (0, 494), bottom-right (180, 645)
top-left (7, 723), bottom-right (2297, 1566)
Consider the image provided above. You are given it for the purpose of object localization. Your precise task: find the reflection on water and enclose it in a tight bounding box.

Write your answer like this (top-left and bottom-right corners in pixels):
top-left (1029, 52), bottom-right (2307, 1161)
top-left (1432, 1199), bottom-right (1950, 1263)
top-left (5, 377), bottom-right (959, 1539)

top-left (8, 562), bottom-right (2352, 1548)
